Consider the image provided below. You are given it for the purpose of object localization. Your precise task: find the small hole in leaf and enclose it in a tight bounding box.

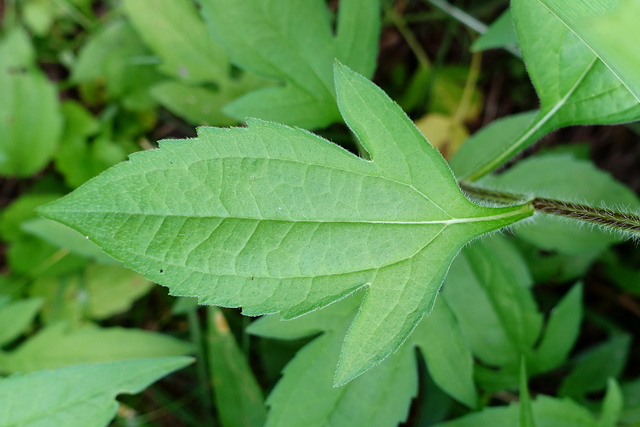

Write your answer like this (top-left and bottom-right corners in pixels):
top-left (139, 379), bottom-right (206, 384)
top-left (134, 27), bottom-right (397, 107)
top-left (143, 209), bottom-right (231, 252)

top-left (160, 269), bottom-right (164, 273)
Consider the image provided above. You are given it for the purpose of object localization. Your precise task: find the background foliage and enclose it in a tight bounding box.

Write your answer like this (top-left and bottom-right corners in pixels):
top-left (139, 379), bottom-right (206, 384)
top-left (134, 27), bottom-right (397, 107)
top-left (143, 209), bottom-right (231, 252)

top-left (0, 0), bottom-right (639, 426)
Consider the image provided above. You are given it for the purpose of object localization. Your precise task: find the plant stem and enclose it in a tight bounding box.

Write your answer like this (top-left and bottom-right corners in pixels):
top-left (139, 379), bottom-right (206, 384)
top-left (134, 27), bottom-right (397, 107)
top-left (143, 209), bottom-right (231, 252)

top-left (460, 183), bottom-right (640, 236)
top-left (383, 3), bottom-right (432, 71)
top-left (186, 308), bottom-right (216, 426)
top-left (428, 0), bottom-right (488, 34)
top-left (426, 0), bottom-right (521, 57)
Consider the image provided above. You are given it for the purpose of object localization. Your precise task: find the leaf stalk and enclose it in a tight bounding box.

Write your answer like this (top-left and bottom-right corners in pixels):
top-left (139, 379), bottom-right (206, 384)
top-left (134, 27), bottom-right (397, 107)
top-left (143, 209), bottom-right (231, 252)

top-left (460, 183), bottom-right (640, 236)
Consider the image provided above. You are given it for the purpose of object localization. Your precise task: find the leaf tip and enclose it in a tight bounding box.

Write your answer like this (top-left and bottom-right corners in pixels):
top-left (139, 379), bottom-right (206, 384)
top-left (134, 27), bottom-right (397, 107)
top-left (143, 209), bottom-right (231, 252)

top-left (34, 199), bottom-right (62, 221)
top-left (332, 349), bottom-right (378, 388)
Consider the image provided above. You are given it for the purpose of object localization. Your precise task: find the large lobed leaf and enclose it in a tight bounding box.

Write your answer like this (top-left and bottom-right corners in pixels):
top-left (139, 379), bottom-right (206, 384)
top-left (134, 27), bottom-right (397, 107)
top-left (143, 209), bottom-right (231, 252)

top-left (40, 63), bottom-right (532, 384)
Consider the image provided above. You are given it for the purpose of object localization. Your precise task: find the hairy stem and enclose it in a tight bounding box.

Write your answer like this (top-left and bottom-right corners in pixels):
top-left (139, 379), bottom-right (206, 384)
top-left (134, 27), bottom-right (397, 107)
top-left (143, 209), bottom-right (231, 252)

top-left (460, 183), bottom-right (640, 235)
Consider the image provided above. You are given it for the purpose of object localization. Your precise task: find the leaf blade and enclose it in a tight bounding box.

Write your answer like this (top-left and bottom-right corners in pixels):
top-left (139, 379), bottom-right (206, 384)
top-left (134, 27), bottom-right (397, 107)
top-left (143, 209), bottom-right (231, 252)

top-left (0, 357), bottom-right (192, 427)
top-left (39, 64), bottom-right (532, 383)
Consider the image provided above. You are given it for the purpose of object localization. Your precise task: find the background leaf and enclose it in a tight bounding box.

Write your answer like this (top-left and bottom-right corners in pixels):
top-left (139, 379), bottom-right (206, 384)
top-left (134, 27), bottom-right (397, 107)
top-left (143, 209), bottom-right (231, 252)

top-left (559, 334), bottom-right (631, 400)
top-left (200, 0), bottom-right (381, 128)
top-left (0, 297), bottom-right (43, 348)
top-left (0, 28), bottom-right (62, 176)
top-left (123, 0), bottom-right (229, 85)
top-left (471, 9), bottom-right (518, 53)
top-left (29, 264), bottom-right (152, 325)
top-left (435, 395), bottom-right (606, 427)
top-left (0, 324), bottom-right (192, 374)
top-left (456, 0), bottom-right (640, 181)
top-left (0, 357), bottom-right (192, 427)
top-left (206, 307), bottom-right (267, 427)
top-left (249, 295), bottom-right (418, 427)
top-left (538, 0), bottom-right (640, 102)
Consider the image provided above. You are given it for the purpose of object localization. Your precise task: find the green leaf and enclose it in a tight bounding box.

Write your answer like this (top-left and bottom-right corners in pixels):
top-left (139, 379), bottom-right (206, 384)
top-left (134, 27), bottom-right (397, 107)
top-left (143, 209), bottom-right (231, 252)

top-left (479, 153), bottom-right (640, 254)
top-left (151, 82), bottom-right (237, 126)
top-left (463, 237), bottom-right (543, 353)
top-left (435, 395), bottom-right (602, 427)
top-left (538, 0), bottom-right (640, 102)
top-left (22, 0), bottom-right (57, 36)
top-left (123, 0), bottom-right (267, 126)
top-left (39, 63), bottom-right (532, 384)
top-left (413, 298), bottom-right (477, 408)
top-left (29, 264), bottom-right (153, 325)
top-left (206, 308), bottom-right (267, 427)
top-left (122, 0), bottom-right (230, 85)
top-left (53, 100), bottom-right (100, 187)
top-left (249, 295), bottom-right (418, 427)
top-left (459, 0), bottom-right (640, 181)
top-left (0, 357), bottom-right (192, 427)
top-left (621, 378), bottom-right (640, 415)
top-left (598, 379), bottom-right (623, 427)
top-left (54, 101), bottom-right (137, 188)
top-left (0, 29), bottom-right (62, 176)
top-left (451, 111), bottom-right (537, 180)
top-left (72, 19), bottom-right (162, 111)
top-left (443, 235), bottom-right (541, 372)
top-left (532, 284), bottom-right (583, 372)
top-left (22, 217), bottom-right (116, 264)
top-left (200, 0), bottom-right (381, 128)
top-left (0, 298), bottom-right (43, 348)
top-left (471, 9), bottom-right (518, 53)
top-left (559, 335), bottom-right (631, 400)
top-left (520, 358), bottom-right (537, 427)
top-left (0, 324), bottom-right (192, 374)
top-left (0, 194), bottom-right (87, 277)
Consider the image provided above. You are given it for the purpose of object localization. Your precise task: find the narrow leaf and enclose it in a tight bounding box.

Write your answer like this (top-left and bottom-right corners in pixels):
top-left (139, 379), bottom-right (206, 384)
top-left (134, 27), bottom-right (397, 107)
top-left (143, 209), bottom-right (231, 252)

top-left (413, 299), bottom-right (477, 408)
top-left (0, 29), bottom-right (61, 176)
top-left (0, 298), bottom-right (43, 348)
top-left (598, 379), bottom-right (624, 427)
top-left (0, 324), bottom-right (192, 374)
top-left (206, 307), bottom-right (267, 427)
top-left (122, 0), bottom-right (230, 84)
top-left (532, 283), bottom-right (583, 372)
top-left (39, 63), bottom-right (532, 384)
top-left (520, 358), bottom-right (537, 427)
top-left (0, 357), bottom-right (192, 427)
top-left (559, 335), bottom-right (631, 399)
top-left (445, 235), bottom-right (542, 368)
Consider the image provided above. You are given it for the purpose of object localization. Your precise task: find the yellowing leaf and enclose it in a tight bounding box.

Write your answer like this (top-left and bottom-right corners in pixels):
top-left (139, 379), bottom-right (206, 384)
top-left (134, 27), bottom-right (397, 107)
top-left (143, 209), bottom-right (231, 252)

top-left (415, 113), bottom-right (469, 159)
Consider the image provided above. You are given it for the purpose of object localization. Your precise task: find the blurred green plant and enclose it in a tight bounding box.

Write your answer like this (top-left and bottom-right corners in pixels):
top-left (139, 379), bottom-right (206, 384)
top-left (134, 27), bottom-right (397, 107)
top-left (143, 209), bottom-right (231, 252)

top-left (1, 0), bottom-right (639, 426)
